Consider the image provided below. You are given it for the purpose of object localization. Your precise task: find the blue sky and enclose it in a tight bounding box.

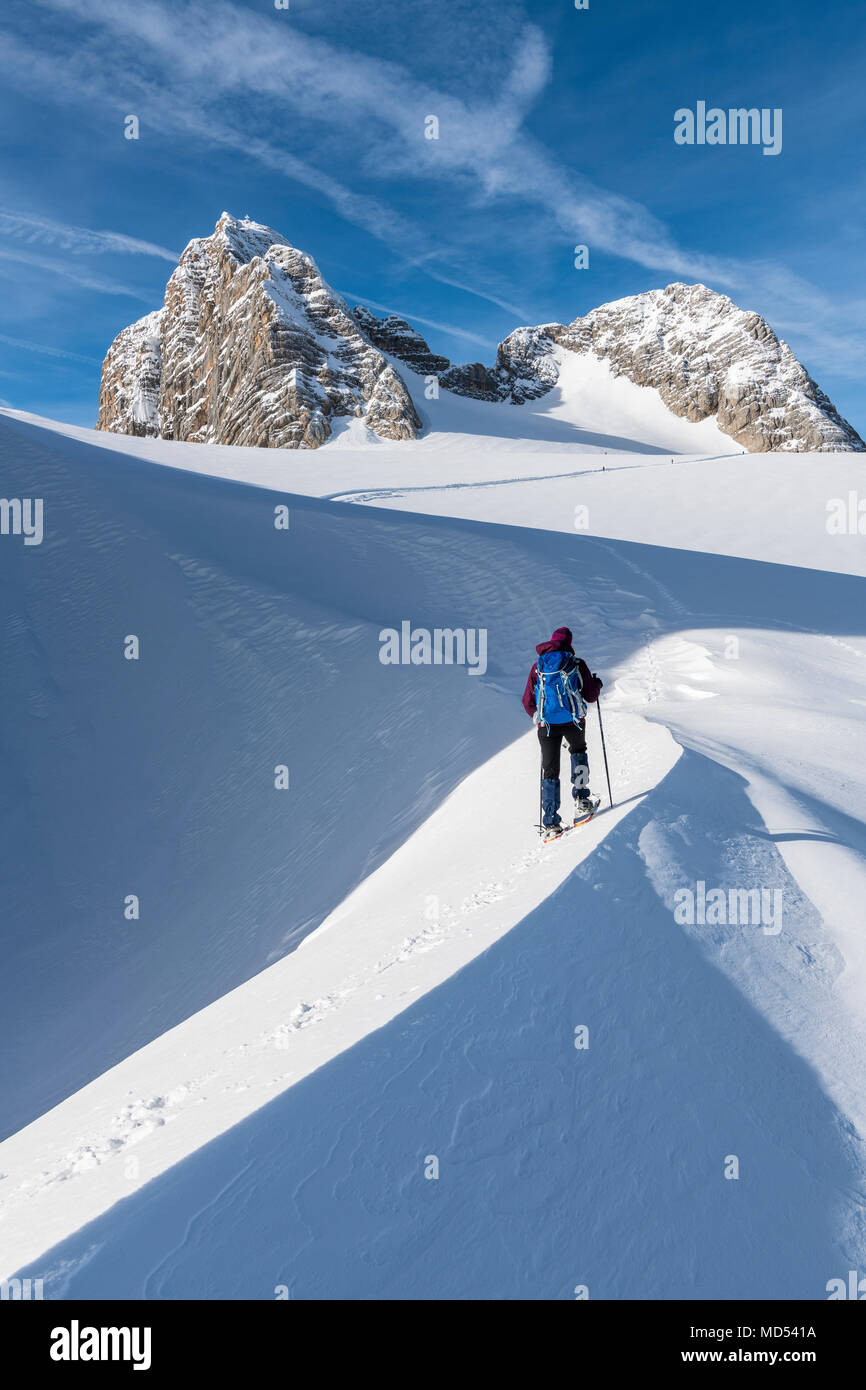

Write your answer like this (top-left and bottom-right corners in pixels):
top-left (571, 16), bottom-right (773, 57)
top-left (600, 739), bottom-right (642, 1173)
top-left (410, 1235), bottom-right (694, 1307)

top-left (0, 0), bottom-right (864, 431)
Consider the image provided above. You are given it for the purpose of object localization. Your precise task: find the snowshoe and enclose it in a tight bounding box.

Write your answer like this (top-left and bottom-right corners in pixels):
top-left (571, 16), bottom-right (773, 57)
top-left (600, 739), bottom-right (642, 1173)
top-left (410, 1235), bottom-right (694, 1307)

top-left (573, 795), bottom-right (601, 826)
top-left (541, 821), bottom-right (566, 842)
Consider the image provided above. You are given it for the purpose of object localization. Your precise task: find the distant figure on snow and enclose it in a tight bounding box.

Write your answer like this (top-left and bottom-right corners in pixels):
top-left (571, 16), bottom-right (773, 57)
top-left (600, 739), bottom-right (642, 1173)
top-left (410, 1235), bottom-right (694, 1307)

top-left (521, 626), bottom-right (603, 837)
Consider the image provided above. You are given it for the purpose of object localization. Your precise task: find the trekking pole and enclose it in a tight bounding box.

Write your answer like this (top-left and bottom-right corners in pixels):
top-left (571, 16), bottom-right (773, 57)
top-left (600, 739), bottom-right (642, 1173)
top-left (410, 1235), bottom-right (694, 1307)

top-left (596, 696), bottom-right (613, 808)
top-left (539, 758), bottom-right (543, 837)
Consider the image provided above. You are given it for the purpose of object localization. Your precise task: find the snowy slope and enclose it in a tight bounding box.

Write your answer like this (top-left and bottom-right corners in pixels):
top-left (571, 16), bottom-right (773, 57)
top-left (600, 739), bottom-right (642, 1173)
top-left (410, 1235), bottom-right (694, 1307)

top-left (2, 409), bottom-right (866, 1298)
top-left (513, 348), bottom-right (733, 454)
top-left (6, 406), bottom-right (865, 576)
top-left (0, 409), bottom-right (531, 1137)
top-left (386, 347), bottom-right (734, 455)
top-left (552, 282), bottom-right (865, 453)
top-left (0, 713), bottom-right (678, 1282)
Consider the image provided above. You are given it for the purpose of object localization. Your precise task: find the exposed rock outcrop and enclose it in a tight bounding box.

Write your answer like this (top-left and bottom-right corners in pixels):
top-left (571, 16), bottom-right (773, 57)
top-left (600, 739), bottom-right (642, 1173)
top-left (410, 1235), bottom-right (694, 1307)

top-left (98, 218), bottom-right (863, 454)
top-left (97, 214), bottom-right (421, 448)
top-left (351, 307), bottom-right (449, 376)
top-left (97, 310), bottom-right (161, 438)
top-left (440, 284), bottom-right (864, 452)
top-left (554, 283), bottom-right (863, 453)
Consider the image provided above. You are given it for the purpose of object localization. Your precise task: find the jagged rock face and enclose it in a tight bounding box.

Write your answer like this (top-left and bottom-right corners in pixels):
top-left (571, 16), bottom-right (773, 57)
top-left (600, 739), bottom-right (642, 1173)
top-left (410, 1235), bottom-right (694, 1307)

top-left (97, 311), bottom-right (161, 438)
top-left (444, 284), bottom-right (861, 453)
top-left (98, 222), bottom-right (863, 454)
top-left (439, 361), bottom-right (501, 401)
top-left (492, 327), bottom-right (561, 403)
top-left (436, 331), bottom-right (559, 404)
top-left (554, 284), bottom-right (864, 453)
top-left (352, 306), bottom-right (450, 376)
top-left (440, 284), bottom-right (863, 452)
top-left (97, 215), bottom-right (421, 448)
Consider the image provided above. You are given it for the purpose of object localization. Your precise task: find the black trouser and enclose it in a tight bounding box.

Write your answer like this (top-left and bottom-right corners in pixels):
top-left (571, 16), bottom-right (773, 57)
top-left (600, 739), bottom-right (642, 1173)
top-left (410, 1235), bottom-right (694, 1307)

top-left (538, 720), bottom-right (590, 825)
top-left (537, 719), bottom-right (587, 779)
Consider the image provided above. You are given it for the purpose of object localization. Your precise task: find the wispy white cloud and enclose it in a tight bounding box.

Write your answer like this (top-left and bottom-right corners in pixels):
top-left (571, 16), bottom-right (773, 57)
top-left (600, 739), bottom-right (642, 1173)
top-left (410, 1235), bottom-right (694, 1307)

top-left (29, 0), bottom-right (695, 290)
top-left (0, 210), bottom-right (178, 260)
top-left (0, 331), bottom-right (100, 364)
top-left (415, 264), bottom-right (532, 322)
top-left (2, 2), bottom-right (531, 295)
top-left (0, 247), bottom-right (153, 298)
top-left (0, 23), bottom-right (434, 268)
top-left (3, 0), bottom-right (865, 380)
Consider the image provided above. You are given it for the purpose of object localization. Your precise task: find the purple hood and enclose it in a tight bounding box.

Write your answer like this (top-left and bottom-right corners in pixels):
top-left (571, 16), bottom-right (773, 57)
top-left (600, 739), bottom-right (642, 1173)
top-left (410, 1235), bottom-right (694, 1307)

top-left (535, 626), bottom-right (574, 656)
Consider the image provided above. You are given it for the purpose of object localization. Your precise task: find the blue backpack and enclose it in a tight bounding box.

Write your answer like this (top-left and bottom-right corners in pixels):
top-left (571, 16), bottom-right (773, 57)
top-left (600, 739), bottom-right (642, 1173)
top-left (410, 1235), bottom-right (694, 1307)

top-left (535, 650), bottom-right (587, 728)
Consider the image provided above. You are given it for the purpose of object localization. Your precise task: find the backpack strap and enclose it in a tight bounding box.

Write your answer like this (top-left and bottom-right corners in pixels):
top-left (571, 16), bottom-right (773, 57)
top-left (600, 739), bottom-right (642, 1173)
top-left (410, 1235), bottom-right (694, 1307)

top-left (562, 655), bottom-right (587, 725)
top-left (535, 664), bottom-right (550, 730)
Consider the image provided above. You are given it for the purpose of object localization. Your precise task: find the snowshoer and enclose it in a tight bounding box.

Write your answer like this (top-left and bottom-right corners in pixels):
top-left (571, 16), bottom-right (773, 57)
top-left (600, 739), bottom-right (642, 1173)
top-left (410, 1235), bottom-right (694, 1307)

top-left (521, 626), bottom-right (603, 834)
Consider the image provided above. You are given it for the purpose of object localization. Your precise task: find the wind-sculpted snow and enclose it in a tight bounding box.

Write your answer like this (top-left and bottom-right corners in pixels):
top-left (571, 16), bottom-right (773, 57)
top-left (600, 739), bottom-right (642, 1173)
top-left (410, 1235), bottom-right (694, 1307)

top-left (97, 214), bottom-right (420, 448)
top-left (6, 730), bottom-right (866, 1298)
top-left (4, 409), bottom-right (866, 1298)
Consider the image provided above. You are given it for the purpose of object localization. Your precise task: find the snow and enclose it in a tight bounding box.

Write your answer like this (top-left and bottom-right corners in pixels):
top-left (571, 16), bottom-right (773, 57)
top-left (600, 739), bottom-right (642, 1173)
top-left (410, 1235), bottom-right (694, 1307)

top-left (395, 346), bottom-right (732, 454)
top-left (0, 711), bottom-right (677, 1282)
top-left (8, 400), bottom-right (864, 575)
top-left (548, 282), bottom-right (862, 453)
top-left (517, 348), bottom-right (733, 453)
top-left (1, 400), bottom-right (866, 1299)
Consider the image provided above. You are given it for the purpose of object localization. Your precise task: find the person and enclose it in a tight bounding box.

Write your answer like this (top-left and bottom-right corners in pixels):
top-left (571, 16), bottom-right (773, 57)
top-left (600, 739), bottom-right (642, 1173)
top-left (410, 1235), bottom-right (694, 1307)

top-left (521, 626), bottom-right (603, 834)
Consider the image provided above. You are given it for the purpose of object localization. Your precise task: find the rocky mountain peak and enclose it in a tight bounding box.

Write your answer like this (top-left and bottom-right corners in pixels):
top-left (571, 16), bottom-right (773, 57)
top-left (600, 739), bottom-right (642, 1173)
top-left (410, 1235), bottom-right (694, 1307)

top-left (429, 281), bottom-right (863, 452)
top-left (552, 282), bottom-right (863, 451)
top-left (97, 216), bottom-right (863, 454)
top-left (98, 214), bottom-right (420, 448)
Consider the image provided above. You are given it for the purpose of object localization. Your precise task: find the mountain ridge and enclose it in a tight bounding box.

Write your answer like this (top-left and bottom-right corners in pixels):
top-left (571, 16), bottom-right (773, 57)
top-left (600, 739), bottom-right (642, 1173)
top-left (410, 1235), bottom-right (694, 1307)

top-left (97, 214), bottom-right (864, 453)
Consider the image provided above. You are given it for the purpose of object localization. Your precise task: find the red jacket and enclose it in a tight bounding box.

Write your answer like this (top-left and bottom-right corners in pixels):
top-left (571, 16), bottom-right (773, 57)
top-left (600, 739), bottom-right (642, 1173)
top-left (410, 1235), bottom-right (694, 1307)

top-left (522, 627), bottom-right (602, 719)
